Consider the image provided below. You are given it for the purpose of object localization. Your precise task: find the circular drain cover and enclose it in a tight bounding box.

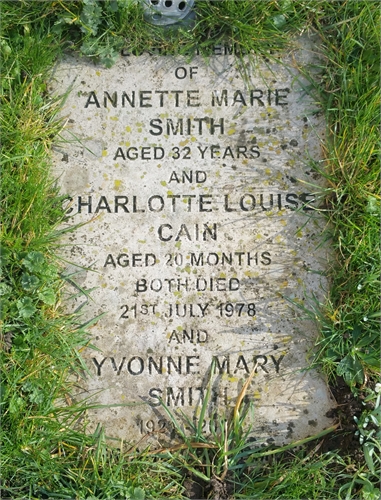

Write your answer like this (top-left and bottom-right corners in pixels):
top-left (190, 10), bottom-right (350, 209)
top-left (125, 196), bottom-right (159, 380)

top-left (142, 0), bottom-right (195, 26)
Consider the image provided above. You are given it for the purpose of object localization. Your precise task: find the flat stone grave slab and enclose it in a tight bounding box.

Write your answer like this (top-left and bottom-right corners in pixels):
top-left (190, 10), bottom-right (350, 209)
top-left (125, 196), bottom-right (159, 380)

top-left (51, 36), bottom-right (335, 446)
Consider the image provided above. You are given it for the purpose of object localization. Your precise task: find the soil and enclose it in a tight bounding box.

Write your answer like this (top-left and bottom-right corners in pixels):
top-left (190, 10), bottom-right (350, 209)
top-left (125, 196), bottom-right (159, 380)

top-left (318, 376), bottom-right (365, 461)
top-left (182, 376), bottom-right (366, 500)
top-left (183, 474), bottom-right (234, 500)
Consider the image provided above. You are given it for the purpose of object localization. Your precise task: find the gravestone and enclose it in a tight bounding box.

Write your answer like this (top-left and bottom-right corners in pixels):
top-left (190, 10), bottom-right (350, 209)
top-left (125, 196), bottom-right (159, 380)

top-left (51, 35), bottom-right (335, 446)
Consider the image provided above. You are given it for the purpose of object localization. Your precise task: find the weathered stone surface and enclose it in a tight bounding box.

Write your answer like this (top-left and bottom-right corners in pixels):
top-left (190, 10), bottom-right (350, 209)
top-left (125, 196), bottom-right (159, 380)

top-left (51, 37), bottom-right (335, 446)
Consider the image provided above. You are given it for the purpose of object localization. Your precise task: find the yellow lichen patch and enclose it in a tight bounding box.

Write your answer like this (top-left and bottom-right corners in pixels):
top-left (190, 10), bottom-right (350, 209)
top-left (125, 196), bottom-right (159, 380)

top-left (125, 126), bottom-right (131, 132)
top-left (228, 128), bottom-right (236, 136)
top-left (296, 229), bottom-right (303, 238)
top-left (102, 150), bottom-right (108, 157)
top-left (114, 180), bottom-right (122, 191)
top-left (179, 139), bottom-right (189, 146)
top-left (160, 181), bottom-right (167, 186)
top-left (280, 219), bottom-right (287, 226)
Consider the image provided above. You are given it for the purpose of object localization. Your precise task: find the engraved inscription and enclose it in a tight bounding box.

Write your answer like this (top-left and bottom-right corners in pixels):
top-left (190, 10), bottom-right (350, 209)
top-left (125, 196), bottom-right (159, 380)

top-left (52, 39), bottom-right (335, 445)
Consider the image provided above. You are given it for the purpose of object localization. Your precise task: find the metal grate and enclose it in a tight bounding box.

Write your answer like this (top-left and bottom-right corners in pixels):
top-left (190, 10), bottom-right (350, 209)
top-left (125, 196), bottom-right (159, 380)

top-left (142, 0), bottom-right (195, 26)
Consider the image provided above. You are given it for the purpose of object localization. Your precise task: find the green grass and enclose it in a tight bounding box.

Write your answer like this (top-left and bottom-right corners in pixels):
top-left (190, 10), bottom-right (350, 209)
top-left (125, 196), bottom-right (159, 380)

top-left (311, 2), bottom-right (380, 391)
top-left (1, 1), bottom-right (380, 498)
top-left (238, 450), bottom-right (345, 499)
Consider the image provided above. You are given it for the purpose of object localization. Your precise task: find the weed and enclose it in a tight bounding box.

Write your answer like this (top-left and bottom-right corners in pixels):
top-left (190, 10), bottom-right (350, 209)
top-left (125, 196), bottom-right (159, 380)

top-left (354, 384), bottom-right (381, 476)
top-left (156, 360), bottom-right (260, 485)
top-left (155, 360), bottom-right (339, 497)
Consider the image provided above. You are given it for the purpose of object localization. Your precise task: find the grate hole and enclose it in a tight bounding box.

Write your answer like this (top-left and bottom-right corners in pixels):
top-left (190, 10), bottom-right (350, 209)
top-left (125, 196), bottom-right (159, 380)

top-left (152, 12), bottom-right (162, 19)
top-left (164, 0), bottom-right (173, 7)
top-left (150, 0), bottom-right (159, 5)
top-left (178, 1), bottom-right (186, 10)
